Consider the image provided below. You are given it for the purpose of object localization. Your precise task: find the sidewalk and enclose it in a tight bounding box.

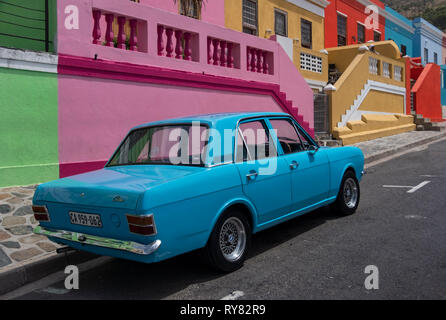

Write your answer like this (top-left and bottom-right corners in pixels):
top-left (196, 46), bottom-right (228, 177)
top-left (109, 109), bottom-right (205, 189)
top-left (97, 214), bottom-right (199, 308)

top-left (0, 186), bottom-right (60, 272)
top-left (1, 125), bottom-right (446, 293)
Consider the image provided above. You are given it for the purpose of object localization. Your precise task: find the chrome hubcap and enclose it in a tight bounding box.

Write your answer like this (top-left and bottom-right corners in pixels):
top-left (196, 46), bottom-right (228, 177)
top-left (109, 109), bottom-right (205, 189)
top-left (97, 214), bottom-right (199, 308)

top-left (219, 217), bottom-right (246, 262)
top-left (344, 177), bottom-right (358, 209)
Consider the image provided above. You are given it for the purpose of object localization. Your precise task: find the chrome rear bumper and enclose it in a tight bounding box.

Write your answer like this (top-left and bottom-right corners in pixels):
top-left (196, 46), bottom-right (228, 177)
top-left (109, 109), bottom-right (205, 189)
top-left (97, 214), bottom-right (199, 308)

top-left (33, 226), bottom-right (161, 255)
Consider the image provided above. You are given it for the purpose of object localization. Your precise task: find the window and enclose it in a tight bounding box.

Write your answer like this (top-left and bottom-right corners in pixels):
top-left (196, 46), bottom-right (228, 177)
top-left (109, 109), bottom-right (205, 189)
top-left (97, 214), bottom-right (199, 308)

top-left (369, 57), bottom-right (379, 75)
top-left (242, 0), bottom-right (258, 35)
top-left (237, 120), bottom-right (277, 161)
top-left (373, 31), bottom-right (381, 42)
top-left (383, 62), bottom-right (391, 78)
top-left (300, 52), bottom-right (322, 73)
top-left (357, 23), bottom-right (365, 43)
top-left (394, 66), bottom-right (402, 81)
top-left (401, 45), bottom-right (407, 56)
top-left (179, 0), bottom-right (200, 19)
top-left (301, 19), bottom-right (312, 49)
top-left (424, 48), bottom-right (429, 64)
top-left (337, 14), bottom-right (347, 46)
top-left (274, 9), bottom-right (287, 37)
top-left (108, 124), bottom-right (209, 167)
top-left (434, 52), bottom-right (438, 65)
top-left (269, 119), bottom-right (306, 154)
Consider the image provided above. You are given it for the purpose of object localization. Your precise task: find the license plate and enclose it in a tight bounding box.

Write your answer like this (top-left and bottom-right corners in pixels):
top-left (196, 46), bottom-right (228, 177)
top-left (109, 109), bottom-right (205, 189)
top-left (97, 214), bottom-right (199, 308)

top-left (69, 212), bottom-right (103, 228)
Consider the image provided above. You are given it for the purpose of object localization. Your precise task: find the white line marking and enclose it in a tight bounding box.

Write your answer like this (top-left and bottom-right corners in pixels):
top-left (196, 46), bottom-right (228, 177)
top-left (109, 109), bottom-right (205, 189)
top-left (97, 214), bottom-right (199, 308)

top-left (382, 185), bottom-right (413, 188)
top-left (40, 287), bottom-right (70, 295)
top-left (407, 181), bottom-right (430, 193)
top-left (220, 290), bottom-right (245, 300)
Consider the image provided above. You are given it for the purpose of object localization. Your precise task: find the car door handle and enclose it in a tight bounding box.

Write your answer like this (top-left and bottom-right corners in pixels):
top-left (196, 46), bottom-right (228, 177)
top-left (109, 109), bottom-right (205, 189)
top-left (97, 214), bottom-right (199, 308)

top-left (246, 171), bottom-right (258, 181)
top-left (289, 161), bottom-right (299, 170)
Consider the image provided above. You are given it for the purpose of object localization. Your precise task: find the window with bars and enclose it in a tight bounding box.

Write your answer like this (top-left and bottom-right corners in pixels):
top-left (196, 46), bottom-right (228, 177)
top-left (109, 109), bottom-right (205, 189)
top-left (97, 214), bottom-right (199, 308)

top-left (275, 9), bottom-right (287, 37)
top-left (383, 62), bottom-right (391, 78)
top-left (394, 66), bottom-right (402, 81)
top-left (434, 52), bottom-right (438, 65)
top-left (424, 48), bottom-right (429, 64)
top-left (179, 0), bottom-right (200, 19)
top-left (242, 0), bottom-right (258, 35)
top-left (301, 19), bottom-right (312, 49)
top-left (357, 23), bottom-right (365, 43)
top-left (337, 14), bottom-right (347, 46)
top-left (369, 57), bottom-right (379, 75)
top-left (300, 53), bottom-right (322, 73)
top-left (374, 31), bottom-right (381, 41)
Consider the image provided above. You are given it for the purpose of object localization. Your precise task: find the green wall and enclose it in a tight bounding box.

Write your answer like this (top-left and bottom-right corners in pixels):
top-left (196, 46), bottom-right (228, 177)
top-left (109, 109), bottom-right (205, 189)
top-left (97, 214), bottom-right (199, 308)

top-left (0, 0), bottom-right (57, 52)
top-left (0, 67), bottom-right (58, 187)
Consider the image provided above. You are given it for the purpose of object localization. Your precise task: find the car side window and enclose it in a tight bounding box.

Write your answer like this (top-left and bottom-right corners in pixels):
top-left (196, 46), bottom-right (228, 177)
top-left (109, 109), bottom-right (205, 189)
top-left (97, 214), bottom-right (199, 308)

top-left (269, 119), bottom-right (305, 154)
top-left (237, 120), bottom-right (277, 161)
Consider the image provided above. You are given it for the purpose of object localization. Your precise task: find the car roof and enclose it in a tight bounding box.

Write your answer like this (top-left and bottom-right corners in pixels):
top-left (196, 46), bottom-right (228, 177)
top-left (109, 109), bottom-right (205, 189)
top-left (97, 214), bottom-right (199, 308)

top-left (131, 112), bottom-right (291, 131)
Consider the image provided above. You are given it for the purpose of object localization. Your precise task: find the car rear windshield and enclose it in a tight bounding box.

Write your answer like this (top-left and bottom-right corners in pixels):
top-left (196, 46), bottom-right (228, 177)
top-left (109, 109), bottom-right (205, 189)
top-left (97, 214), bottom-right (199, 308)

top-left (107, 124), bottom-right (209, 167)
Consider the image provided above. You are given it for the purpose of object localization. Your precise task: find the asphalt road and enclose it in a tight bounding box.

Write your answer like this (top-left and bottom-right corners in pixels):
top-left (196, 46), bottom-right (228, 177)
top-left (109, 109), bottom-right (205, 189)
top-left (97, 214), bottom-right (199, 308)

top-left (12, 139), bottom-right (446, 300)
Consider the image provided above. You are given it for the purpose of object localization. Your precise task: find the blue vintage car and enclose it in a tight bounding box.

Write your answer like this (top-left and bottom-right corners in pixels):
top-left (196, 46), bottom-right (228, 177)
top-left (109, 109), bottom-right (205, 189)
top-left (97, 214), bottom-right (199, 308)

top-left (33, 112), bottom-right (364, 272)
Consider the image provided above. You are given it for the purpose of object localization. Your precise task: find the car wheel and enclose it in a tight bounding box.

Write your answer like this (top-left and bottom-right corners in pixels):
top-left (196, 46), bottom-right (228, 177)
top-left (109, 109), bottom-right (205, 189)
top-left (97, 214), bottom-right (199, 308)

top-left (205, 209), bottom-right (251, 273)
top-left (331, 170), bottom-right (360, 216)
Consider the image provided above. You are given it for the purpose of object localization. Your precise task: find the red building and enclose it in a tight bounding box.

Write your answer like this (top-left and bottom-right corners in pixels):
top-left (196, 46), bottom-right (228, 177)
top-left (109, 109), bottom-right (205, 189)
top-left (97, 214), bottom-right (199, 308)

top-left (324, 0), bottom-right (386, 48)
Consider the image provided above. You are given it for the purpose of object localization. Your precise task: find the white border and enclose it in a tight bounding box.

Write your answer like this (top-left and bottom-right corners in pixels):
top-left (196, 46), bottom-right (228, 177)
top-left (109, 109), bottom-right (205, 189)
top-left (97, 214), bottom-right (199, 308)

top-left (0, 47), bottom-right (58, 73)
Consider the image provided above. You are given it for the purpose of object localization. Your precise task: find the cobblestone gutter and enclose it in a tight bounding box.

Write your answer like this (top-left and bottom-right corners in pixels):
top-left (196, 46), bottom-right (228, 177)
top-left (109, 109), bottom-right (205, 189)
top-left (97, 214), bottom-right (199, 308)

top-left (0, 186), bottom-right (59, 271)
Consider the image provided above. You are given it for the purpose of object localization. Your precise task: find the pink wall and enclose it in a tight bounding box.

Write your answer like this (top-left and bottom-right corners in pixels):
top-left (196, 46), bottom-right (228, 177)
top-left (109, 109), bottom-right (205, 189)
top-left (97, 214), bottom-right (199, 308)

top-left (139, 0), bottom-right (225, 27)
top-left (57, 0), bottom-right (313, 125)
top-left (58, 74), bottom-right (283, 171)
top-left (57, 0), bottom-right (314, 176)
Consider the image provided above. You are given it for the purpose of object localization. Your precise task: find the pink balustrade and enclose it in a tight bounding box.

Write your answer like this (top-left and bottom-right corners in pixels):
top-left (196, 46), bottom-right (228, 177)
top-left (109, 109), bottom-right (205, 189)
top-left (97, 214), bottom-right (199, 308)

top-left (207, 37), bottom-right (240, 69)
top-left (91, 9), bottom-right (147, 52)
top-left (83, 0), bottom-right (274, 77)
top-left (157, 25), bottom-right (198, 62)
top-left (246, 47), bottom-right (273, 75)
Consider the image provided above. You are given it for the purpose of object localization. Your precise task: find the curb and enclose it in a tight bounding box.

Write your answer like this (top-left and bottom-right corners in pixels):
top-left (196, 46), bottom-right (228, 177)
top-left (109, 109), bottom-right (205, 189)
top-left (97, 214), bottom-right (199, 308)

top-left (1, 131), bottom-right (445, 296)
top-left (0, 250), bottom-right (97, 296)
top-left (363, 131), bottom-right (446, 164)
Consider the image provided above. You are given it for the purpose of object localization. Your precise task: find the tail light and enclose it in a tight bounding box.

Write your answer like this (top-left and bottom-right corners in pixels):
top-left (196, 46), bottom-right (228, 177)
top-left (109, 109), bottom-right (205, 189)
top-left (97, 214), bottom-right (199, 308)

top-left (126, 214), bottom-right (157, 236)
top-left (32, 205), bottom-right (50, 222)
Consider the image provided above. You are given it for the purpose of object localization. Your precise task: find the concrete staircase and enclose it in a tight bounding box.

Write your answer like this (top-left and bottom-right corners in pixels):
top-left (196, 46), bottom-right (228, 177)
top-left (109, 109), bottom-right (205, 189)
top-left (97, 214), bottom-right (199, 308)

top-left (314, 133), bottom-right (342, 147)
top-left (333, 114), bottom-right (416, 145)
top-left (414, 114), bottom-right (445, 131)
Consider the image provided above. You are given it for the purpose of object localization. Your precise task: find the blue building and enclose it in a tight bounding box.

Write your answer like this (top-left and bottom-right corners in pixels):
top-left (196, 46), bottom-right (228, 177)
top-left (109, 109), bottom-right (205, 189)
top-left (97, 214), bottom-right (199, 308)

top-left (413, 18), bottom-right (443, 66)
top-left (385, 6), bottom-right (414, 57)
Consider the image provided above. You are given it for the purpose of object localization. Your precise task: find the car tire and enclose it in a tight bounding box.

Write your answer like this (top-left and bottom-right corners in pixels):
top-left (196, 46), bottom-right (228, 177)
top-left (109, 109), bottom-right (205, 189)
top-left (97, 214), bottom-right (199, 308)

top-left (205, 209), bottom-right (251, 273)
top-left (331, 170), bottom-right (360, 216)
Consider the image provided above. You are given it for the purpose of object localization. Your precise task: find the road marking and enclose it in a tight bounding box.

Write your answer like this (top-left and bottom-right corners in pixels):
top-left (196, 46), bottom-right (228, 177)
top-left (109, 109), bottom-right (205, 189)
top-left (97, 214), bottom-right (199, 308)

top-left (220, 290), bottom-right (245, 300)
top-left (383, 181), bottom-right (430, 193)
top-left (382, 185), bottom-right (413, 188)
top-left (40, 287), bottom-right (70, 295)
top-left (407, 181), bottom-right (430, 193)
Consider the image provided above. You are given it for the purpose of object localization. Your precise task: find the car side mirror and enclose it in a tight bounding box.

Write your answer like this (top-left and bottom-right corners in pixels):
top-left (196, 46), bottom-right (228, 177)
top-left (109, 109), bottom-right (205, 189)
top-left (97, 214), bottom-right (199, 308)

top-left (308, 145), bottom-right (319, 155)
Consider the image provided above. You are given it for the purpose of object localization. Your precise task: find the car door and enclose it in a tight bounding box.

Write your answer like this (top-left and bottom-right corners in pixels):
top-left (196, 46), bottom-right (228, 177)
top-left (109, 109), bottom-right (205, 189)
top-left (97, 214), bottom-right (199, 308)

top-left (267, 117), bottom-right (330, 212)
top-left (234, 118), bottom-right (292, 224)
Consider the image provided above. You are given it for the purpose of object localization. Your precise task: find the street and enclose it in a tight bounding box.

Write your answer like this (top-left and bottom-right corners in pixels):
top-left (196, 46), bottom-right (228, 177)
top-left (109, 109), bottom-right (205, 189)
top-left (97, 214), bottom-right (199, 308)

top-left (11, 139), bottom-right (446, 300)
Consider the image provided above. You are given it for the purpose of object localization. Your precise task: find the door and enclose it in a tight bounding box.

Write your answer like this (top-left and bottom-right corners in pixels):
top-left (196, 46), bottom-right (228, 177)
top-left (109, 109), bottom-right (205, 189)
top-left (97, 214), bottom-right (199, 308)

top-left (234, 119), bottom-right (292, 224)
top-left (268, 117), bottom-right (330, 212)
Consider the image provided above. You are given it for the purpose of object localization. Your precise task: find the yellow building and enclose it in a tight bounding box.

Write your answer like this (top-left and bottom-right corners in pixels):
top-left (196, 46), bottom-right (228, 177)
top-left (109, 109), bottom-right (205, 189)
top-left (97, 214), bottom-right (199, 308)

top-left (325, 41), bottom-right (415, 145)
top-left (225, 0), bottom-right (330, 92)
